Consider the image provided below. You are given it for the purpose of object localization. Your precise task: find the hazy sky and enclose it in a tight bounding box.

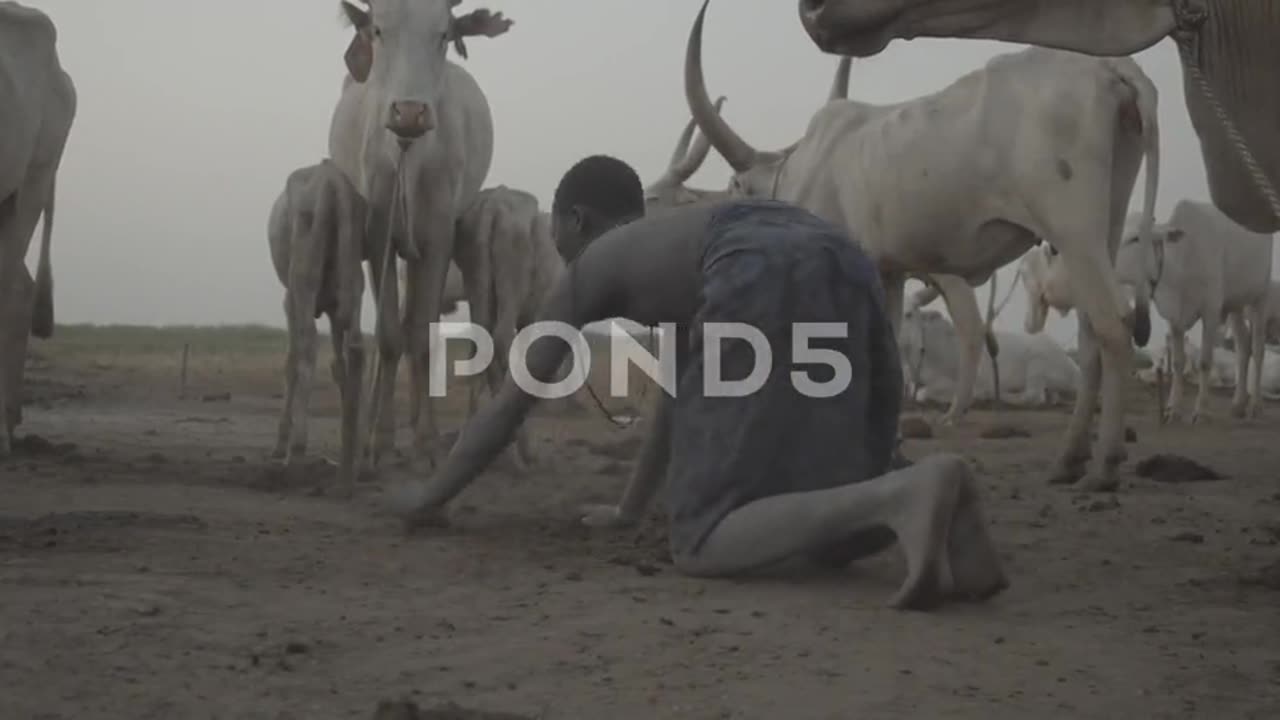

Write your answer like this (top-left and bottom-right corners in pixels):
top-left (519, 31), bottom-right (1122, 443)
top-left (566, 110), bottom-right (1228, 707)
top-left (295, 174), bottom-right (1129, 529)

top-left (21, 0), bottom-right (1277, 349)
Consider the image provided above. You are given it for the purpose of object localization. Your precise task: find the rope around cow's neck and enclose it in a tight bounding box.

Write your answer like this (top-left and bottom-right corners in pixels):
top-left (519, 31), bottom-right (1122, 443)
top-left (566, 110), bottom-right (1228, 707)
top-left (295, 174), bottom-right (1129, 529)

top-left (1172, 0), bottom-right (1280, 226)
top-left (362, 148), bottom-right (413, 457)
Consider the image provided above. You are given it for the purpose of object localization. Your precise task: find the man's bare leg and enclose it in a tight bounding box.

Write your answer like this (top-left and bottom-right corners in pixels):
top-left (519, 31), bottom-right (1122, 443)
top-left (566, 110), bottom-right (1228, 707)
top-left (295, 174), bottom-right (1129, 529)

top-left (674, 454), bottom-right (967, 610)
top-left (808, 465), bottom-right (1008, 603)
top-left (941, 473), bottom-right (1008, 601)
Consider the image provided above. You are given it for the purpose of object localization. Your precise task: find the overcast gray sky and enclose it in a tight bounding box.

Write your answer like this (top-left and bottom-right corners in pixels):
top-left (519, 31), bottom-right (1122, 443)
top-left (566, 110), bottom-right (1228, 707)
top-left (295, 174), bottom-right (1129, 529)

top-left (22, 0), bottom-right (1275, 349)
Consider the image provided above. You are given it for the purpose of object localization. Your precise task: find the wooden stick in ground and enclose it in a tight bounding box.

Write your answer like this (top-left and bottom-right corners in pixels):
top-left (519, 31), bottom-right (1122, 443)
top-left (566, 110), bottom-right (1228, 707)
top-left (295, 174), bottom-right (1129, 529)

top-left (178, 342), bottom-right (190, 400)
top-left (1156, 346), bottom-right (1168, 425)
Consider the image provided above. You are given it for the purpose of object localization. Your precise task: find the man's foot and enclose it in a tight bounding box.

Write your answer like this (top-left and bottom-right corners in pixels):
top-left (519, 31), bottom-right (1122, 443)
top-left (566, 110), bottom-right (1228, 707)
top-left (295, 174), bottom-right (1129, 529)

top-left (887, 456), bottom-right (964, 611)
top-left (943, 475), bottom-right (1008, 602)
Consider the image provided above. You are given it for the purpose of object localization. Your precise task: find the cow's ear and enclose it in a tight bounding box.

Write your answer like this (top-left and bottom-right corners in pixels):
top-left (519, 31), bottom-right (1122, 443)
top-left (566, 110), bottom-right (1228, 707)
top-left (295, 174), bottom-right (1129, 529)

top-left (453, 9), bottom-right (513, 39)
top-left (341, 2), bottom-right (373, 81)
top-left (344, 30), bottom-right (373, 82)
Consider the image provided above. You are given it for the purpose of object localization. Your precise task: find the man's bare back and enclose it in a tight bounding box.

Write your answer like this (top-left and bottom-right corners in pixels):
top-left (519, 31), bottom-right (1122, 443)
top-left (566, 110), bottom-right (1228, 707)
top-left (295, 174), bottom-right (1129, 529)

top-left (391, 157), bottom-right (1008, 610)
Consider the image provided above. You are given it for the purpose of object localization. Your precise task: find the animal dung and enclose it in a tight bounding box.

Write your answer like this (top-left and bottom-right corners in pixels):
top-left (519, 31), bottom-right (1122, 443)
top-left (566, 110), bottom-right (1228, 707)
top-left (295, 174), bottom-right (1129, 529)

top-left (1134, 454), bottom-right (1224, 483)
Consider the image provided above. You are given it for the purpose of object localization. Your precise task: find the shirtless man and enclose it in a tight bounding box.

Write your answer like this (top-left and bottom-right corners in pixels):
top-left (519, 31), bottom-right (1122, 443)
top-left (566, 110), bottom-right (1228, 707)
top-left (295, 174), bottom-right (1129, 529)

top-left (394, 156), bottom-right (1007, 610)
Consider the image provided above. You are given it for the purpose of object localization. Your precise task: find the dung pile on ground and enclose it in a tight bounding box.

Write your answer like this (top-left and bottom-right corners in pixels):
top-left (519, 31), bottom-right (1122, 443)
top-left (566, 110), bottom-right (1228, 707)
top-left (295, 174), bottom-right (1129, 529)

top-left (979, 423), bottom-right (1030, 440)
top-left (1135, 454), bottom-right (1224, 483)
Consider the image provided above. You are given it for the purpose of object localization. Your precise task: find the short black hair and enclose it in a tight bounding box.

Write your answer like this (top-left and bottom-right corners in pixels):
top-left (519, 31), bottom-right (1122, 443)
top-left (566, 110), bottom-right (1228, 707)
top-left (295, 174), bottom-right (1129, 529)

top-left (552, 155), bottom-right (645, 223)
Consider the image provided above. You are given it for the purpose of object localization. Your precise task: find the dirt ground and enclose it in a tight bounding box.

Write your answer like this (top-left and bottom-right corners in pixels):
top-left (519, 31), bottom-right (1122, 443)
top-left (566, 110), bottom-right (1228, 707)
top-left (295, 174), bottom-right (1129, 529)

top-left (2, 328), bottom-right (1279, 719)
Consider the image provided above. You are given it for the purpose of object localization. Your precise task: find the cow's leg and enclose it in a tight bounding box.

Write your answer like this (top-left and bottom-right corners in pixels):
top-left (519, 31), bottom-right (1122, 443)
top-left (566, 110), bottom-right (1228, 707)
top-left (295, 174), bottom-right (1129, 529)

top-left (287, 293), bottom-right (319, 462)
top-left (1228, 310), bottom-right (1249, 417)
top-left (934, 276), bottom-right (983, 425)
top-left (0, 267), bottom-right (34, 456)
top-left (1166, 330), bottom-right (1187, 423)
top-left (330, 318), bottom-right (363, 495)
top-left (1191, 313), bottom-right (1221, 424)
top-left (1248, 304), bottom-right (1267, 418)
top-left (0, 195), bottom-right (15, 458)
top-left (273, 293), bottom-right (298, 460)
top-left (0, 190), bottom-right (43, 459)
top-left (1043, 230), bottom-right (1132, 490)
top-left (365, 250), bottom-right (403, 468)
top-left (406, 206), bottom-right (458, 470)
top-left (1049, 312), bottom-right (1100, 485)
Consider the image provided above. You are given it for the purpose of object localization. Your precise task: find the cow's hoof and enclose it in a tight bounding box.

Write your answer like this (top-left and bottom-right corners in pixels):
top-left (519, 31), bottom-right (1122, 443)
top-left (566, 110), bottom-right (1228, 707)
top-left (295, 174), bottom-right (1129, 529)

top-left (1189, 411), bottom-right (1211, 425)
top-left (270, 445), bottom-right (287, 460)
top-left (1230, 402), bottom-right (1247, 419)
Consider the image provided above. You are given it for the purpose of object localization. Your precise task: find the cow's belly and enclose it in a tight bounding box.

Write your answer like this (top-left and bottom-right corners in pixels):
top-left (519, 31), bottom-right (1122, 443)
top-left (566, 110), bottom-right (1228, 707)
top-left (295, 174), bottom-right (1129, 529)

top-left (872, 217), bottom-right (1034, 281)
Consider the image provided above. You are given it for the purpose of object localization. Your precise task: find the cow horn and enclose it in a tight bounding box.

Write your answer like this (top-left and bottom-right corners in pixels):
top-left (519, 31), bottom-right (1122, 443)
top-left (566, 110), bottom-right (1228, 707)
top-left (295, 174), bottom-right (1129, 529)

top-left (684, 0), bottom-right (756, 173)
top-left (655, 96), bottom-right (727, 189)
top-left (667, 117), bottom-right (698, 173)
top-left (829, 56), bottom-right (851, 102)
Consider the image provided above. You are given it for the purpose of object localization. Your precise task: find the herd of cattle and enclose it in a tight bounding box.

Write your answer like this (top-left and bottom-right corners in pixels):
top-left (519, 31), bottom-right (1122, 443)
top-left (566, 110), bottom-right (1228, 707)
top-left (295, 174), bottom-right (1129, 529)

top-left (2, 1), bottom-right (1279, 505)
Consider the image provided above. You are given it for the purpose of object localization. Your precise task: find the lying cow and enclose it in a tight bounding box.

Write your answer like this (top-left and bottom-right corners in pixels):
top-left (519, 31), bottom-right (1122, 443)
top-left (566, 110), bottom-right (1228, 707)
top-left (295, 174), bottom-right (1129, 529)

top-left (267, 159), bottom-right (369, 493)
top-left (1139, 338), bottom-right (1280, 409)
top-left (1115, 199), bottom-right (1274, 422)
top-left (899, 308), bottom-right (1080, 409)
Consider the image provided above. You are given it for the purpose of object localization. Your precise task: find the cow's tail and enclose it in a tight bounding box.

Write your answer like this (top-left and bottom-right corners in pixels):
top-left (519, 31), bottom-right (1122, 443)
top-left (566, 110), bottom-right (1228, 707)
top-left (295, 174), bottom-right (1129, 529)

top-left (1115, 60), bottom-right (1160, 348)
top-left (30, 175), bottom-right (56, 339)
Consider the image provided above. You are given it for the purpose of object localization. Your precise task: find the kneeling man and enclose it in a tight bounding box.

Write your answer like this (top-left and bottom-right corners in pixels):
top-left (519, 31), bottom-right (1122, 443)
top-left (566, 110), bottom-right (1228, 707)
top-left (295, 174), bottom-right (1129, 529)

top-left (396, 155), bottom-right (1007, 610)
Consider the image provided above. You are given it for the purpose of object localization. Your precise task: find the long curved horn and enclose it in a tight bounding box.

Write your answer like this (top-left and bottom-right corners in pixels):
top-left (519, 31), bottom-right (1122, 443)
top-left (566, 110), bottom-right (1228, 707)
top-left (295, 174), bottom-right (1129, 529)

top-left (656, 96), bottom-right (727, 188)
top-left (667, 117), bottom-right (698, 171)
top-left (828, 56), bottom-right (851, 102)
top-left (684, 0), bottom-right (756, 173)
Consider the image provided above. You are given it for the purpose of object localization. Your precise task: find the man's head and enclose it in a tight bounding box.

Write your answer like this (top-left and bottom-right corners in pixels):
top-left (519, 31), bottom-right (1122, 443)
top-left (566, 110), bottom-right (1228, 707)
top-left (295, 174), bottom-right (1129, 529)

top-left (551, 155), bottom-right (645, 261)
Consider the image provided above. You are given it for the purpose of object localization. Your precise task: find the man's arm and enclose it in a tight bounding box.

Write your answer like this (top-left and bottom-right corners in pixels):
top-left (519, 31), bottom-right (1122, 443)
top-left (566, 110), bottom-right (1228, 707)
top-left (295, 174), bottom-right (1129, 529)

top-left (582, 387), bottom-right (674, 527)
top-left (400, 276), bottom-right (588, 519)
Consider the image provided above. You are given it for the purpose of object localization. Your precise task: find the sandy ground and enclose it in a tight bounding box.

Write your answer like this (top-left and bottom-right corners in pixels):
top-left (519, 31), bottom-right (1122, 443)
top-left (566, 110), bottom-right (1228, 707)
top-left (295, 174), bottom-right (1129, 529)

top-left (2, 334), bottom-right (1279, 720)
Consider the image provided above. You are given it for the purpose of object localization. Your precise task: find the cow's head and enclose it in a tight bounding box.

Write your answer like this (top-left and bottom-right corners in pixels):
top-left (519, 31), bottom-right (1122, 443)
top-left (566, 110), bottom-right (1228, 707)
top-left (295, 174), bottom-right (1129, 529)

top-left (684, 1), bottom-right (794, 201)
top-left (644, 97), bottom-right (731, 211)
top-left (340, 0), bottom-right (512, 142)
top-left (1019, 245), bottom-right (1054, 335)
top-left (1114, 218), bottom-right (1175, 348)
top-left (796, 1), bottom-right (1175, 59)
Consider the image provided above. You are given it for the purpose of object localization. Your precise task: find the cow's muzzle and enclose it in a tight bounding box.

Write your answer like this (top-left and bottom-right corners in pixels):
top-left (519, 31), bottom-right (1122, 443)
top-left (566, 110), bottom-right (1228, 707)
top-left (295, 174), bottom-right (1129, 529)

top-left (798, 0), bottom-right (898, 57)
top-left (386, 100), bottom-right (435, 140)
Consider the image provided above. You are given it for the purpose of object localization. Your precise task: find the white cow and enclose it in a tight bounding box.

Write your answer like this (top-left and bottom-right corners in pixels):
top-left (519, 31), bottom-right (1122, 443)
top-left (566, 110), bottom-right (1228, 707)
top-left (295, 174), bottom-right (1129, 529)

top-left (0, 3), bottom-right (76, 458)
top-left (900, 308), bottom-right (1080, 408)
top-left (799, 0), bottom-right (1280, 235)
top-left (452, 186), bottom-right (565, 468)
top-left (328, 0), bottom-right (513, 470)
top-left (826, 57), bottom-right (1003, 426)
top-left (1115, 199), bottom-right (1275, 422)
top-left (1020, 233), bottom-right (1143, 335)
top-left (686, 0), bottom-right (1158, 491)
top-left (267, 160), bottom-right (369, 492)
